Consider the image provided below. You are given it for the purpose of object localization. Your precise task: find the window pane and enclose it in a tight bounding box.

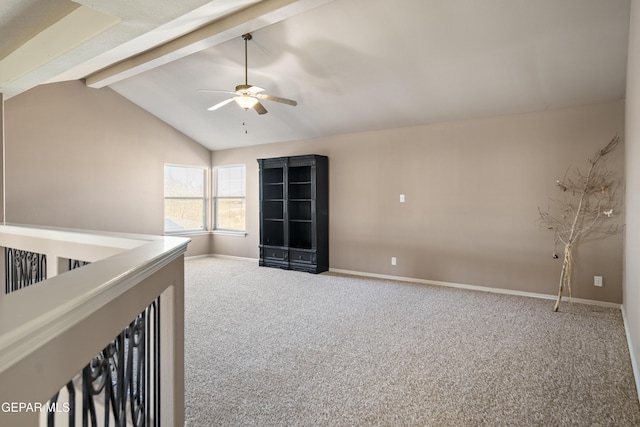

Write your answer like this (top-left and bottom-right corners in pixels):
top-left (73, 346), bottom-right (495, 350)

top-left (165, 199), bottom-right (204, 232)
top-left (216, 198), bottom-right (246, 230)
top-left (165, 165), bottom-right (204, 198)
top-left (217, 165), bottom-right (245, 197)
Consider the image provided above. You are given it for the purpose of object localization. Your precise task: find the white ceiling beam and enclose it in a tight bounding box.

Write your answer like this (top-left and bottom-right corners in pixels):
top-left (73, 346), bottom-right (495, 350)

top-left (85, 0), bottom-right (335, 89)
top-left (0, 6), bottom-right (120, 89)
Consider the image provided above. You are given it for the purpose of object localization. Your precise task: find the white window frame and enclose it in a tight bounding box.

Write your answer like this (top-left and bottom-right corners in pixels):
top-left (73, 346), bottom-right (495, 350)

top-left (164, 164), bottom-right (207, 235)
top-left (214, 164), bottom-right (247, 235)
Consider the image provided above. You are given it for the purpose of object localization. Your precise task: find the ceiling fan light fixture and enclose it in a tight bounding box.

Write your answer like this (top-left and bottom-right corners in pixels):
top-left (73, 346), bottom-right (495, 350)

top-left (234, 95), bottom-right (258, 110)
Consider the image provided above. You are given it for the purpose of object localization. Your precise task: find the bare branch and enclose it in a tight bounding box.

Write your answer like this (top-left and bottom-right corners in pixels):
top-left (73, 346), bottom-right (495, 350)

top-left (537, 135), bottom-right (621, 311)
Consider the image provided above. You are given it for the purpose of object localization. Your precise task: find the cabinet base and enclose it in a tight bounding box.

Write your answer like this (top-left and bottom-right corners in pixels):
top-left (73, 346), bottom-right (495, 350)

top-left (259, 261), bottom-right (327, 274)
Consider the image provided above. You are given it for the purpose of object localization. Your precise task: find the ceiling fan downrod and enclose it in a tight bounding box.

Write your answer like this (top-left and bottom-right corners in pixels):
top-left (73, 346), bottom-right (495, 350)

top-left (242, 33), bottom-right (252, 86)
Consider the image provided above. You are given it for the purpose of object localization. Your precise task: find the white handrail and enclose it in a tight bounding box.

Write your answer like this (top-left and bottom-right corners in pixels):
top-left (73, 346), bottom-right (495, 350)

top-left (0, 225), bottom-right (189, 426)
top-left (0, 223), bottom-right (149, 269)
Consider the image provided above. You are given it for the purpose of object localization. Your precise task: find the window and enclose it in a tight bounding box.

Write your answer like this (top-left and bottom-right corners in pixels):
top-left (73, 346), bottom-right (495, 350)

top-left (164, 165), bottom-right (206, 233)
top-left (215, 165), bottom-right (246, 231)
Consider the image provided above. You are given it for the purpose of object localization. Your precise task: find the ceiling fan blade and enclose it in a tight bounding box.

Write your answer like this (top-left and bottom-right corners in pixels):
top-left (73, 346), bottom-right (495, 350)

top-left (208, 98), bottom-right (235, 111)
top-left (256, 93), bottom-right (297, 106)
top-left (253, 101), bottom-right (268, 115)
top-left (199, 89), bottom-right (238, 96)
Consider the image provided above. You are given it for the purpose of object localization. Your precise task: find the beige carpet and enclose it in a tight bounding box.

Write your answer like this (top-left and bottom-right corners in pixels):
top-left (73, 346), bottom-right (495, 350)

top-left (184, 257), bottom-right (640, 426)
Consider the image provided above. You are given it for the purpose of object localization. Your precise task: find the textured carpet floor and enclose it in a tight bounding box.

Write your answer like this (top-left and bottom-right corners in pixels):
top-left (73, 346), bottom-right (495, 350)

top-left (184, 257), bottom-right (640, 426)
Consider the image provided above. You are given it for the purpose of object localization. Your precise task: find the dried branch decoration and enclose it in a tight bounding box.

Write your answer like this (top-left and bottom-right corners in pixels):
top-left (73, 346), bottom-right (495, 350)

top-left (538, 135), bottom-right (621, 311)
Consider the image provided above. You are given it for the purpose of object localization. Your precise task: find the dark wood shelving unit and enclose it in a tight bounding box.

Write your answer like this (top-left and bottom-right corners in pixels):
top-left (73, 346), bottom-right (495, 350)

top-left (258, 154), bottom-right (328, 273)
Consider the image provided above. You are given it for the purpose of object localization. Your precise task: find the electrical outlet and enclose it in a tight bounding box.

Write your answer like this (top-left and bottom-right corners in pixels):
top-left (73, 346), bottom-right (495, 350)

top-left (400, 194), bottom-right (405, 203)
top-left (391, 257), bottom-right (397, 266)
top-left (594, 276), bottom-right (603, 287)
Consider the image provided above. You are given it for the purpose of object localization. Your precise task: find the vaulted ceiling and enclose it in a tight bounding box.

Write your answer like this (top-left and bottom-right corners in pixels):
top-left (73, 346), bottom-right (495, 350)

top-left (0, 0), bottom-right (631, 151)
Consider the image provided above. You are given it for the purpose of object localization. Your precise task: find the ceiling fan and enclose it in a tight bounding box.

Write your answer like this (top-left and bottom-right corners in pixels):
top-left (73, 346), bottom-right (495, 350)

top-left (199, 33), bottom-right (297, 115)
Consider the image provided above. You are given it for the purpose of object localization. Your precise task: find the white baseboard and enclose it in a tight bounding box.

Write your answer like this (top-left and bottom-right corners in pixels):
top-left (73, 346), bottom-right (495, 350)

top-left (186, 257), bottom-right (621, 309)
top-left (622, 306), bottom-right (640, 403)
top-left (328, 268), bottom-right (622, 309)
top-left (188, 253), bottom-right (258, 263)
top-left (184, 254), bottom-right (211, 261)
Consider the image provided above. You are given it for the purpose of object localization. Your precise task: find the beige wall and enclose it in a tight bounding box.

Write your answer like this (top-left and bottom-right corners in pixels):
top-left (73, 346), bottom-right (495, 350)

top-left (4, 81), bottom-right (211, 256)
top-left (624, 0), bottom-right (640, 392)
top-left (3, 80), bottom-right (626, 304)
top-left (213, 100), bottom-right (625, 303)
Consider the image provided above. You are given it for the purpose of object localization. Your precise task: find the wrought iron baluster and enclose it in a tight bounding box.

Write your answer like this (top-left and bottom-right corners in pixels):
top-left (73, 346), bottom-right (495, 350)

top-left (48, 391), bottom-right (60, 426)
top-left (48, 381), bottom-right (76, 426)
top-left (129, 313), bottom-right (146, 426)
top-left (4, 248), bottom-right (47, 293)
top-left (46, 297), bottom-right (160, 427)
top-left (82, 364), bottom-right (99, 427)
top-left (156, 297), bottom-right (161, 425)
top-left (145, 299), bottom-right (160, 426)
top-left (5, 247), bottom-right (11, 293)
top-left (69, 259), bottom-right (90, 270)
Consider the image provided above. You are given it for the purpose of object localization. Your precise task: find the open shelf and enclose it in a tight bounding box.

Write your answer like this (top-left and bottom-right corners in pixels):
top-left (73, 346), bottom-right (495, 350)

top-left (263, 184), bottom-right (283, 200)
top-left (262, 167), bottom-right (284, 184)
top-left (263, 222), bottom-right (284, 246)
top-left (289, 221), bottom-right (312, 249)
top-left (289, 200), bottom-right (311, 221)
top-left (288, 166), bottom-right (311, 183)
top-left (263, 200), bottom-right (284, 220)
top-left (289, 183), bottom-right (311, 200)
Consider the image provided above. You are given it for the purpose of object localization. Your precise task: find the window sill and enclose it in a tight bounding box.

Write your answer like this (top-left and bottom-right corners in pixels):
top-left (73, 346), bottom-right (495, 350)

top-left (213, 230), bottom-right (247, 237)
top-left (165, 230), bottom-right (209, 237)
